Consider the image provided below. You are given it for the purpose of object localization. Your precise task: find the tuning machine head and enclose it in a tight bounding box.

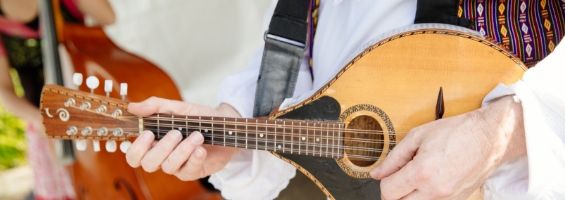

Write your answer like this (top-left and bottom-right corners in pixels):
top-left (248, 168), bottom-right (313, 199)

top-left (120, 83), bottom-right (128, 101)
top-left (106, 140), bottom-right (117, 152)
top-left (120, 141), bottom-right (132, 153)
top-left (76, 139), bottom-right (87, 151)
top-left (86, 76), bottom-right (100, 94)
top-left (104, 80), bottom-right (113, 97)
top-left (72, 73), bottom-right (83, 88)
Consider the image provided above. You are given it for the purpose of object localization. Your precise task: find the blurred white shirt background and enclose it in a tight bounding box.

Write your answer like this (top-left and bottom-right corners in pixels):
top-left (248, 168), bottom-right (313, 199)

top-left (103, 0), bottom-right (272, 106)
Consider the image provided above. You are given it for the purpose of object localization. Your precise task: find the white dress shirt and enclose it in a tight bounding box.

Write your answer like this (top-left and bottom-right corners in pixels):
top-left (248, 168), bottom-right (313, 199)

top-left (211, 0), bottom-right (565, 199)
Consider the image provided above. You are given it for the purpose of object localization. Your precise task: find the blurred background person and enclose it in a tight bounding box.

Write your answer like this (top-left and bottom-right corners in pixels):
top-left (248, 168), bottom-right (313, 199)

top-left (0, 0), bottom-right (83, 199)
top-left (80, 0), bottom-right (272, 106)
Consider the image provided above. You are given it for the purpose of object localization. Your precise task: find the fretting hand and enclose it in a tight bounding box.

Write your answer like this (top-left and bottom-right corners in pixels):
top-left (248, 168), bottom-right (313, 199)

top-left (126, 97), bottom-right (241, 181)
top-left (371, 96), bottom-right (526, 200)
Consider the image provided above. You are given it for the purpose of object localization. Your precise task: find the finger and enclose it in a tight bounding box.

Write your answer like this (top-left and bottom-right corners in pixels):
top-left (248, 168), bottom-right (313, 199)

top-left (175, 146), bottom-right (207, 181)
top-left (140, 130), bottom-right (183, 172)
top-left (371, 131), bottom-right (423, 179)
top-left (128, 96), bottom-right (188, 116)
top-left (126, 131), bottom-right (155, 168)
top-left (161, 132), bottom-right (204, 174)
top-left (380, 161), bottom-right (419, 200)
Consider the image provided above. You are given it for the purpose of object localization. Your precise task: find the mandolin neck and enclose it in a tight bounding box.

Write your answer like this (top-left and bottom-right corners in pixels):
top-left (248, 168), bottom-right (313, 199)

top-left (142, 114), bottom-right (345, 159)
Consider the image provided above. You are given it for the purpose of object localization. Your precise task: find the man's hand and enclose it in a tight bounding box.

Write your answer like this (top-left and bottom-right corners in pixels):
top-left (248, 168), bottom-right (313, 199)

top-left (126, 97), bottom-right (241, 181)
top-left (371, 96), bottom-right (526, 200)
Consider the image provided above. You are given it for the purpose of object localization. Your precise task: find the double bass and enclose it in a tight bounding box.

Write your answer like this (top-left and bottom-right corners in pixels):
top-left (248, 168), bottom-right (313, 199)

top-left (39, 0), bottom-right (220, 199)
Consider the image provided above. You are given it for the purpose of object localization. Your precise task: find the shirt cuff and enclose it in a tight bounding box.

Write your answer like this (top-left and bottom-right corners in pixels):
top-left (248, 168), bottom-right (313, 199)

top-left (209, 150), bottom-right (296, 200)
top-left (482, 82), bottom-right (565, 199)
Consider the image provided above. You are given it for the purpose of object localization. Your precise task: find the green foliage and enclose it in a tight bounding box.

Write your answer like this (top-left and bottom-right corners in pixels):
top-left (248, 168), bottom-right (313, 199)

top-left (0, 106), bottom-right (27, 170)
top-left (0, 70), bottom-right (27, 170)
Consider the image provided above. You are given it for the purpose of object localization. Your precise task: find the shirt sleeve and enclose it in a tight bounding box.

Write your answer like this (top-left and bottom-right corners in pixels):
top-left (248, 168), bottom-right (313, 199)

top-left (483, 42), bottom-right (565, 199)
top-left (211, 44), bottom-right (314, 199)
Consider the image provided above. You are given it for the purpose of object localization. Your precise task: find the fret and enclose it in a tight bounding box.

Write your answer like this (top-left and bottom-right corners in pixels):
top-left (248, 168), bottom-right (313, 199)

top-left (331, 123), bottom-right (335, 158)
top-left (326, 122), bottom-right (329, 158)
top-left (318, 122), bottom-right (322, 157)
top-left (234, 118), bottom-right (238, 148)
top-left (171, 114), bottom-right (174, 131)
top-left (290, 121), bottom-right (294, 154)
top-left (306, 121), bottom-right (309, 155)
top-left (255, 119), bottom-right (259, 150)
top-left (223, 117), bottom-right (226, 146)
top-left (157, 113), bottom-right (160, 139)
top-left (298, 121), bottom-right (302, 155)
top-left (274, 120), bottom-right (277, 152)
top-left (282, 121), bottom-right (285, 153)
top-left (338, 123), bottom-right (343, 157)
top-left (209, 116), bottom-right (214, 145)
top-left (245, 118), bottom-right (248, 149)
top-left (185, 115), bottom-right (189, 139)
top-left (264, 119), bottom-right (268, 151)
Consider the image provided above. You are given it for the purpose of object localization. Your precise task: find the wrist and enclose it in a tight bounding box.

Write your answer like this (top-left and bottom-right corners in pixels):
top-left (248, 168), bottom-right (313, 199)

top-left (480, 96), bottom-right (526, 165)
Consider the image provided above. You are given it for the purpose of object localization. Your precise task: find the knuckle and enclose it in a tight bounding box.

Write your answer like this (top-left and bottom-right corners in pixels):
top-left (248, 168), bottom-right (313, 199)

top-left (179, 142), bottom-right (196, 155)
top-left (175, 173), bottom-right (195, 182)
top-left (433, 183), bottom-right (455, 197)
top-left (416, 170), bottom-right (432, 183)
top-left (125, 153), bottom-right (139, 168)
top-left (141, 159), bottom-right (158, 173)
top-left (161, 165), bottom-right (175, 175)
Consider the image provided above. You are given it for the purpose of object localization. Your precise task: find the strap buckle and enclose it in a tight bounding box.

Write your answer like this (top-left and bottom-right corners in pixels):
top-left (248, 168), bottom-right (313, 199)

top-left (264, 32), bottom-right (306, 49)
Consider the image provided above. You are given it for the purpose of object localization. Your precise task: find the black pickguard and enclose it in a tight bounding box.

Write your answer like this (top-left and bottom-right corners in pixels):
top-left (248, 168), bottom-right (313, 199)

top-left (277, 96), bottom-right (380, 200)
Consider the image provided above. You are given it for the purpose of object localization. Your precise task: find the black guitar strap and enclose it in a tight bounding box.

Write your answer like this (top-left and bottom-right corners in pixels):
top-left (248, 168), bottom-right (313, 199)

top-left (254, 0), bottom-right (475, 118)
top-left (252, 0), bottom-right (311, 117)
top-left (414, 0), bottom-right (472, 28)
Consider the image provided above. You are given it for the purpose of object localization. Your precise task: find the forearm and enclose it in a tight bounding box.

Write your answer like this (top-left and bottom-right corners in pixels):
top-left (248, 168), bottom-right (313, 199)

top-left (479, 96), bottom-right (526, 165)
top-left (76, 0), bottom-right (115, 25)
top-left (0, 88), bottom-right (40, 122)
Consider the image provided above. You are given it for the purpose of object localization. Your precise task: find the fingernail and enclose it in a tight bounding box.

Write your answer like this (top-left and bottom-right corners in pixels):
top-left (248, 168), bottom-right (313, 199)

top-left (189, 131), bottom-right (204, 145)
top-left (168, 130), bottom-right (181, 138)
top-left (142, 131), bottom-right (154, 142)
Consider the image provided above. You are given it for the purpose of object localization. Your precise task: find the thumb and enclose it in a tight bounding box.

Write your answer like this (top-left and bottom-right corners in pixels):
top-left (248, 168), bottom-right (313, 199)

top-left (370, 130), bottom-right (423, 179)
top-left (128, 96), bottom-right (188, 116)
top-left (128, 97), bottom-right (161, 116)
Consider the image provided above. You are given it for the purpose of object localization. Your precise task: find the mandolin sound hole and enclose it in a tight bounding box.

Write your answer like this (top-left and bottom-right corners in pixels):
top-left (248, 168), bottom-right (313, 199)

top-left (345, 115), bottom-right (384, 167)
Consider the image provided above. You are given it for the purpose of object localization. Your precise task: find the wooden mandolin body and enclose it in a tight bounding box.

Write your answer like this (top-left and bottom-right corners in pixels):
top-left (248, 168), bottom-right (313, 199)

top-left (272, 29), bottom-right (526, 200)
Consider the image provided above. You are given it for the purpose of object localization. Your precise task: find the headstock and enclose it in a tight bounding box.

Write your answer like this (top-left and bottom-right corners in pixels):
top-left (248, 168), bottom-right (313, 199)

top-left (40, 73), bottom-right (138, 153)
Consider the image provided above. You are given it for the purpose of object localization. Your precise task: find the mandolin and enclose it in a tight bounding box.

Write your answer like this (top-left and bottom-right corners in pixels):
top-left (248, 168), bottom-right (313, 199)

top-left (40, 28), bottom-right (525, 200)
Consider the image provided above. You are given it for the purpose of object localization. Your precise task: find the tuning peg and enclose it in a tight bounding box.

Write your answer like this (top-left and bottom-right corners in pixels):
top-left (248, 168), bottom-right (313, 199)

top-left (120, 141), bottom-right (132, 153)
top-left (92, 140), bottom-right (101, 152)
top-left (72, 73), bottom-right (83, 88)
top-left (105, 140), bottom-right (117, 152)
top-left (104, 80), bottom-right (113, 97)
top-left (86, 76), bottom-right (100, 94)
top-left (76, 140), bottom-right (87, 151)
top-left (120, 83), bottom-right (128, 101)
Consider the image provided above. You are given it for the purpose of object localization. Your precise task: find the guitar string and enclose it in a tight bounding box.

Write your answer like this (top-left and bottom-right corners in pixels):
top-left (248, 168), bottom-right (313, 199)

top-left (121, 127), bottom-right (396, 152)
top-left (141, 116), bottom-right (388, 133)
top-left (136, 123), bottom-right (395, 145)
top-left (136, 117), bottom-right (409, 135)
top-left (131, 128), bottom-right (388, 153)
top-left (129, 124), bottom-right (398, 145)
top-left (119, 115), bottom-right (398, 134)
